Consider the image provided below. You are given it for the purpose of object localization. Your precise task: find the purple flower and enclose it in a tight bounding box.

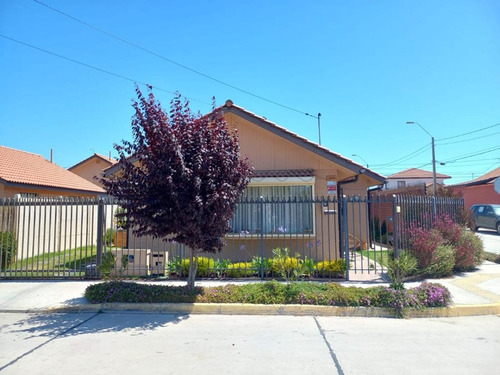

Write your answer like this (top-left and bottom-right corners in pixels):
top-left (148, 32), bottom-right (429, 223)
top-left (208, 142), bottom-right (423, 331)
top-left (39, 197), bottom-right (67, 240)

top-left (278, 226), bottom-right (287, 233)
top-left (240, 244), bottom-right (246, 251)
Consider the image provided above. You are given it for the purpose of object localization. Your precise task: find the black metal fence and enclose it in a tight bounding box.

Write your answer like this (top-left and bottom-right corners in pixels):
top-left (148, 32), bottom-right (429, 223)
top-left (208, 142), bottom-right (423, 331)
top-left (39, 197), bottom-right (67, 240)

top-left (0, 194), bottom-right (465, 281)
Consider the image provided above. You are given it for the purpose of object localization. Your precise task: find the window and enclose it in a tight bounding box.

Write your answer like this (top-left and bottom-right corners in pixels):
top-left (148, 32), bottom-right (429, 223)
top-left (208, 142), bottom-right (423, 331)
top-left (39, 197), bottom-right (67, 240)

top-left (397, 181), bottom-right (406, 188)
top-left (230, 184), bottom-right (314, 235)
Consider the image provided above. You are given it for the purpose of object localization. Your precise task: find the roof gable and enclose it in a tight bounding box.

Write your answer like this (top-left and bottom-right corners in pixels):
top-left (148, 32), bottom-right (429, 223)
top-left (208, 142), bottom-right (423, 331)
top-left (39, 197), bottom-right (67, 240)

top-left (0, 146), bottom-right (104, 193)
top-left (222, 100), bottom-right (386, 184)
top-left (69, 153), bottom-right (117, 171)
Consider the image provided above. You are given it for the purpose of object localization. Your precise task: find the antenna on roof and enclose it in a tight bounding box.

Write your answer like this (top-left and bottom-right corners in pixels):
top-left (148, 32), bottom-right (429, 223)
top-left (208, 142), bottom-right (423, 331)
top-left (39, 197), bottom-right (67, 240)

top-left (50, 149), bottom-right (53, 163)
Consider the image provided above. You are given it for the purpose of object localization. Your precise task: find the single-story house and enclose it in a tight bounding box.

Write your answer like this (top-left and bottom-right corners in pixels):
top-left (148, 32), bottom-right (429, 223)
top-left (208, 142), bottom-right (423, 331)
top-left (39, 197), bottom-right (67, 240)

top-left (0, 145), bottom-right (105, 198)
top-left (449, 166), bottom-right (500, 208)
top-left (69, 153), bottom-right (117, 188)
top-left (103, 100), bottom-right (386, 261)
top-left (384, 167), bottom-right (451, 192)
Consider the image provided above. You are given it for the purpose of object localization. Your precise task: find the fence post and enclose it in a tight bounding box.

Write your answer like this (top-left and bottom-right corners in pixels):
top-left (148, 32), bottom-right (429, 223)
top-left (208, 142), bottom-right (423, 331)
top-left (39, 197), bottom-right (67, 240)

top-left (95, 199), bottom-right (104, 278)
top-left (392, 195), bottom-right (400, 258)
top-left (342, 195), bottom-right (349, 281)
top-left (259, 196), bottom-right (264, 280)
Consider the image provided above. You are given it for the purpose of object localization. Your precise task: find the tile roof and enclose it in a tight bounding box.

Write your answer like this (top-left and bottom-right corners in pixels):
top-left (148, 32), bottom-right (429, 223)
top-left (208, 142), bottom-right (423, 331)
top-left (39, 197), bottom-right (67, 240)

top-left (451, 166), bottom-right (500, 187)
top-left (69, 153), bottom-right (118, 171)
top-left (222, 100), bottom-right (386, 184)
top-left (252, 169), bottom-right (314, 178)
top-left (0, 146), bottom-right (105, 193)
top-left (388, 168), bottom-right (451, 180)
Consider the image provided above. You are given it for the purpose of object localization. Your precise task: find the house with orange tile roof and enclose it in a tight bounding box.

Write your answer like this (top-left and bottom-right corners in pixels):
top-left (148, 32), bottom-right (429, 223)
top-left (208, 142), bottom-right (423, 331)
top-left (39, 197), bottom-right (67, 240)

top-left (385, 167), bottom-right (451, 191)
top-left (69, 153), bottom-right (117, 188)
top-left (103, 100), bottom-right (387, 261)
top-left (0, 146), bottom-right (105, 198)
top-left (449, 166), bottom-right (500, 208)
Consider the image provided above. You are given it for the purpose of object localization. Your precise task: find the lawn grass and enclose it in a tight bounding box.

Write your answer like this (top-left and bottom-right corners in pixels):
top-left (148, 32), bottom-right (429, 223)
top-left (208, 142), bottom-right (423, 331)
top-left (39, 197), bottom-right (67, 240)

top-left (356, 249), bottom-right (389, 267)
top-left (12, 246), bottom-right (98, 271)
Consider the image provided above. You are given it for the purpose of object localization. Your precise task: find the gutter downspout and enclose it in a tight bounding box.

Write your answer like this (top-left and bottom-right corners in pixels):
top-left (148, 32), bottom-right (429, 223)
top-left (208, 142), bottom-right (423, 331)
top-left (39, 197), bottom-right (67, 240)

top-left (337, 173), bottom-right (361, 261)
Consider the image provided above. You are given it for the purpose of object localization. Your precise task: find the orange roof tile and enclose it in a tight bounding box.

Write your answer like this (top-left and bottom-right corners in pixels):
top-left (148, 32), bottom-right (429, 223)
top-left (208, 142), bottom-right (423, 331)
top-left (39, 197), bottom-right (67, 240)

top-left (0, 146), bottom-right (104, 193)
top-left (388, 168), bottom-right (451, 180)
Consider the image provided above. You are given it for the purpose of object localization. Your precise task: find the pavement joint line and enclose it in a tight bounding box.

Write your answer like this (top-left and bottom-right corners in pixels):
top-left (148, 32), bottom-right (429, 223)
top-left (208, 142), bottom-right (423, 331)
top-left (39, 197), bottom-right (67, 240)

top-left (450, 274), bottom-right (500, 303)
top-left (0, 312), bottom-right (100, 372)
top-left (2, 302), bottom-right (499, 318)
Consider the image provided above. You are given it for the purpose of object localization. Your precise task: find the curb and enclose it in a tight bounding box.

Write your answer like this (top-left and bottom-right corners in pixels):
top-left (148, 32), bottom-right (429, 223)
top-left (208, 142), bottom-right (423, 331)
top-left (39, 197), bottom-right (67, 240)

top-left (3, 302), bottom-right (499, 318)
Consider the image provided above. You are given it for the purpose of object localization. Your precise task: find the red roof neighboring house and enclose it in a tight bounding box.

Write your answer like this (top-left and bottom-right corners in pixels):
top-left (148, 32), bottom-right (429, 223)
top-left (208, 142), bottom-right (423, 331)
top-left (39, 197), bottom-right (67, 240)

top-left (449, 166), bottom-right (500, 208)
top-left (385, 167), bottom-right (451, 191)
top-left (0, 146), bottom-right (105, 198)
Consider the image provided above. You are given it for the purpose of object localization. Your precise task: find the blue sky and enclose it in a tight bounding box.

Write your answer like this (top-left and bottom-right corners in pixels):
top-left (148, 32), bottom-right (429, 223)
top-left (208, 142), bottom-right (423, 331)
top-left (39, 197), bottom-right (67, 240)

top-left (1, 0), bottom-right (499, 184)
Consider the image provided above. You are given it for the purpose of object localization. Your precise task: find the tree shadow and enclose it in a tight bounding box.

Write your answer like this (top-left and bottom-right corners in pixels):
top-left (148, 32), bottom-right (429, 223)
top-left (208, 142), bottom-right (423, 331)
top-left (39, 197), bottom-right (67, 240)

top-left (5, 310), bottom-right (190, 339)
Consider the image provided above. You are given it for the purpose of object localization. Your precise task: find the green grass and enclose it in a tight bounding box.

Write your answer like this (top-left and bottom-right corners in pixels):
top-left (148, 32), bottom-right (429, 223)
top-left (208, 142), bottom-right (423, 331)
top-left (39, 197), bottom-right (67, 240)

top-left (12, 246), bottom-right (99, 271)
top-left (356, 249), bottom-right (389, 267)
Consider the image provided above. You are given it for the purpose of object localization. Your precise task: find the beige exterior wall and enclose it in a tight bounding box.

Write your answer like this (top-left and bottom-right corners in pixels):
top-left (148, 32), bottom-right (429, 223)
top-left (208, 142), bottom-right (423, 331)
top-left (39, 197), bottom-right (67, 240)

top-left (69, 158), bottom-right (112, 188)
top-left (0, 185), bottom-right (99, 199)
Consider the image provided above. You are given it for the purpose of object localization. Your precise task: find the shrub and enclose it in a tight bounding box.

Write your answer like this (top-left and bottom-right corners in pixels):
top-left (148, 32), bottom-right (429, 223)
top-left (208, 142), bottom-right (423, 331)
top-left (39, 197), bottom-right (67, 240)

top-left (315, 259), bottom-right (346, 278)
top-left (424, 244), bottom-right (455, 278)
top-left (454, 230), bottom-right (483, 271)
top-left (104, 228), bottom-right (116, 246)
top-left (251, 256), bottom-right (272, 277)
top-left (408, 226), bottom-right (443, 268)
top-left (180, 257), bottom-right (216, 277)
top-left (0, 231), bottom-right (17, 269)
top-left (386, 250), bottom-right (418, 290)
top-left (227, 262), bottom-right (255, 277)
top-left (434, 215), bottom-right (462, 245)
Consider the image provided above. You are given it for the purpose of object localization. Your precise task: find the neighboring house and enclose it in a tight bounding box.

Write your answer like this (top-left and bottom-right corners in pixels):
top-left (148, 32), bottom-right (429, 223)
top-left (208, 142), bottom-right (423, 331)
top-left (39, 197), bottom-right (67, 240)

top-left (103, 100), bottom-right (386, 261)
top-left (0, 145), bottom-right (105, 198)
top-left (69, 153), bottom-right (117, 188)
top-left (384, 168), bottom-right (451, 191)
top-left (449, 166), bottom-right (500, 208)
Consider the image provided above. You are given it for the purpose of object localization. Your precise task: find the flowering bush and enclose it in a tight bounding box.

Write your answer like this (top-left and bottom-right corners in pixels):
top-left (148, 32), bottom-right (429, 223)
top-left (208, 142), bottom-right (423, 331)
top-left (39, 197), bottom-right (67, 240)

top-left (227, 262), bottom-right (255, 277)
top-left (423, 244), bottom-right (455, 278)
top-left (408, 226), bottom-right (443, 268)
top-left (454, 229), bottom-right (483, 271)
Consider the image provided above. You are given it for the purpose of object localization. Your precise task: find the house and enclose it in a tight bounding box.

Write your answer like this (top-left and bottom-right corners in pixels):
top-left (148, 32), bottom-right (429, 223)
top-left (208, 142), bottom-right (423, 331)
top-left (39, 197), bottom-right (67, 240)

top-left (384, 168), bottom-right (451, 192)
top-left (449, 166), bottom-right (500, 208)
top-left (69, 153), bottom-right (117, 188)
top-left (0, 145), bottom-right (105, 198)
top-left (103, 100), bottom-right (387, 261)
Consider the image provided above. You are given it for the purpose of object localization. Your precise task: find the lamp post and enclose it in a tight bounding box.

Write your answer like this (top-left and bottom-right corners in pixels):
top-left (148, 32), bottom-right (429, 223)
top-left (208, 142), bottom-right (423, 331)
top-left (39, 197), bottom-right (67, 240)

top-left (352, 154), bottom-right (369, 168)
top-left (306, 112), bottom-right (322, 145)
top-left (406, 121), bottom-right (437, 217)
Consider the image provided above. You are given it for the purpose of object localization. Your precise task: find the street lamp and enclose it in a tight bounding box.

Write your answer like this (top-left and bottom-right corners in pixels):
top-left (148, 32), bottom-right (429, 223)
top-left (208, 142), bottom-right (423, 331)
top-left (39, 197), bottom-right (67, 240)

top-left (406, 121), bottom-right (437, 216)
top-left (306, 112), bottom-right (322, 145)
top-left (352, 154), bottom-right (369, 168)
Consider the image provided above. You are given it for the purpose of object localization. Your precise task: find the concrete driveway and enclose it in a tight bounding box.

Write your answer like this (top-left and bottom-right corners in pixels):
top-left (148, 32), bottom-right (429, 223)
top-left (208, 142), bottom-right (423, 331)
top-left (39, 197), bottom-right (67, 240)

top-left (476, 229), bottom-right (500, 254)
top-left (1, 312), bottom-right (499, 375)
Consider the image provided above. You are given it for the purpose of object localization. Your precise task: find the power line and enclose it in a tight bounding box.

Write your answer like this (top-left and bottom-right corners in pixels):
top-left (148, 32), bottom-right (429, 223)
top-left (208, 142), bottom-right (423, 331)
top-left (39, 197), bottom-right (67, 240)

top-left (370, 143), bottom-right (430, 167)
top-left (437, 122), bottom-right (500, 141)
top-left (32, 0), bottom-right (312, 116)
top-left (443, 146), bottom-right (500, 163)
top-left (0, 34), bottom-right (210, 105)
top-left (438, 130), bottom-right (500, 146)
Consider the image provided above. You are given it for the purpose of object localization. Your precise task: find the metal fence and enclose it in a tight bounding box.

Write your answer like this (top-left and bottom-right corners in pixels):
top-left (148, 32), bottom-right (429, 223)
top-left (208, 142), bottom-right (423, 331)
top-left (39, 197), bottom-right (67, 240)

top-left (0, 194), bottom-right (465, 281)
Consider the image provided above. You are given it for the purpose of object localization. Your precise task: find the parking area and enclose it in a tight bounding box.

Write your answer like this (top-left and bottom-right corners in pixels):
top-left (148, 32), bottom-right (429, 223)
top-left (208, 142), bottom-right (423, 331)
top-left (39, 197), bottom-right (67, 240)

top-left (476, 230), bottom-right (500, 254)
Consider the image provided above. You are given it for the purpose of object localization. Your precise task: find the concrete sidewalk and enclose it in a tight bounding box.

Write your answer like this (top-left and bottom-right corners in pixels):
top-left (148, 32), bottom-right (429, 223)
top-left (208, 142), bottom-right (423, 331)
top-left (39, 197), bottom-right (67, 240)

top-left (1, 261), bottom-right (499, 317)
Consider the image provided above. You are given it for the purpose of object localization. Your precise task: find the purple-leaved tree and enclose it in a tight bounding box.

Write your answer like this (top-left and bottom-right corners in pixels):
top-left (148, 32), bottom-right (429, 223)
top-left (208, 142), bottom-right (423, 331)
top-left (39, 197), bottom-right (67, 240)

top-left (101, 86), bottom-right (253, 289)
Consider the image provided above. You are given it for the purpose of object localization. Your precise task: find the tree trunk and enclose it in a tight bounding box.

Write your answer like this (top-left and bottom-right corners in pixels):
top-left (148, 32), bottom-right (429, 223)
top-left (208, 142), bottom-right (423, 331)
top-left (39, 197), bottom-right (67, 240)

top-left (187, 251), bottom-right (198, 290)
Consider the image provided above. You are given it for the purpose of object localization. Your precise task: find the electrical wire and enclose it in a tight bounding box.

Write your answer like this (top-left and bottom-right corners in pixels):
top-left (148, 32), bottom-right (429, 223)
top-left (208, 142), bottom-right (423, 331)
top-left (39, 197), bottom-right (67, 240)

top-left (370, 143), bottom-right (430, 167)
top-left (438, 130), bottom-right (500, 146)
top-left (437, 122), bottom-right (500, 141)
top-left (32, 0), bottom-right (312, 116)
top-left (0, 33), bottom-right (210, 105)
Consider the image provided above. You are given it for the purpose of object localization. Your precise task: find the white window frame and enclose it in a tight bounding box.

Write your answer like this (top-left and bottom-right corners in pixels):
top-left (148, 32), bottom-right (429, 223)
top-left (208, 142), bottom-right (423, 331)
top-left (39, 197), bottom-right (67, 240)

top-left (228, 177), bottom-right (316, 237)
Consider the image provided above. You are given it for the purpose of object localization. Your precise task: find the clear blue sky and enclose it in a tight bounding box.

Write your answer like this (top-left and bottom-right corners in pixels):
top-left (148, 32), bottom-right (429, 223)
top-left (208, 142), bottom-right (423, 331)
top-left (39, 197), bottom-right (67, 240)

top-left (1, 0), bottom-right (499, 184)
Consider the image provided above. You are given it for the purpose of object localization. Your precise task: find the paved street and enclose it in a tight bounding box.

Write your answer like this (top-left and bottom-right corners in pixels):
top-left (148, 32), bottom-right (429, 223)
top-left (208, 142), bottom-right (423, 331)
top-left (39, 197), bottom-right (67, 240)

top-left (476, 229), bottom-right (500, 254)
top-left (1, 312), bottom-right (499, 375)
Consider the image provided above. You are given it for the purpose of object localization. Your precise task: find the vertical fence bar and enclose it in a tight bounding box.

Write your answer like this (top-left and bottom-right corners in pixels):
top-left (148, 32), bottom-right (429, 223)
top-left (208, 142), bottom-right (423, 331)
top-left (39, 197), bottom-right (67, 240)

top-left (259, 196), bottom-right (264, 280)
top-left (96, 199), bottom-right (104, 279)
